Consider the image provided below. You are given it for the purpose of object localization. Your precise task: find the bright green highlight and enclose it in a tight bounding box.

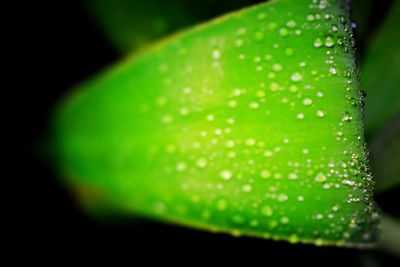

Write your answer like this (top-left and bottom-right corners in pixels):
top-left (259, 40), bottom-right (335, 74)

top-left (53, 0), bottom-right (379, 247)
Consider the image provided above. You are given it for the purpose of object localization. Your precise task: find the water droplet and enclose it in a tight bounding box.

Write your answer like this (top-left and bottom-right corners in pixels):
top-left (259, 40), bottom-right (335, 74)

top-left (314, 38), bottom-right (323, 48)
top-left (289, 235), bottom-right (299, 243)
top-left (158, 62), bottom-right (171, 73)
top-left (261, 205), bottom-right (273, 216)
top-left (277, 193), bottom-right (288, 202)
top-left (359, 90), bottom-right (367, 107)
top-left (329, 67), bottom-right (337, 74)
top-left (285, 48), bottom-right (294, 56)
top-left (228, 150), bottom-right (238, 159)
top-left (231, 230), bottom-right (242, 236)
top-left (315, 172), bottom-right (327, 182)
top-left (257, 90), bottom-right (266, 98)
top-left (225, 140), bottom-right (235, 148)
top-left (316, 110), bottom-right (325, 117)
top-left (242, 184), bottom-right (252, 192)
top-left (249, 101), bottom-right (260, 109)
top-left (297, 195), bottom-right (305, 202)
top-left (289, 85), bottom-right (298, 92)
top-left (342, 179), bottom-right (355, 186)
top-left (342, 112), bottom-right (352, 122)
top-left (228, 99), bottom-right (237, 108)
top-left (296, 113), bottom-right (305, 119)
top-left (196, 158), bottom-right (207, 168)
top-left (257, 12), bottom-right (266, 20)
top-left (269, 82), bottom-right (279, 91)
top-left (232, 214), bottom-right (245, 224)
top-left (216, 199), bottom-right (228, 211)
top-left (233, 88), bottom-right (242, 96)
top-left (235, 38), bottom-right (244, 47)
top-left (206, 114), bottom-right (215, 122)
top-left (263, 150), bottom-right (274, 157)
top-left (212, 49), bottom-right (221, 60)
top-left (306, 14), bottom-right (315, 21)
top-left (260, 169), bottom-right (271, 179)
top-left (161, 114), bottom-right (173, 124)
top-left (176, 162), bottom-right (187, 172)
top-left (246, 138), bottom-right (256, 146)
top-left (220, 170), bottom-right (233, 180)
top-left (281, 216), bottom-right (290, 224)
top-left (324, 37), bottom-right (335, 47)
top-left (273, 173), bottom-right (282, 179)
top-left (279, 28), bottom-right (289, 36)
top-left (269, 220), bottom-right (278, 229)
top-left (286, 20), bottom-right (296, 28)
top-left (272, 63), bottom-right (283, 71)
top-left (156, 96), bottom-right (167, 107)
top-left (291, 72), bottom-right (303, 82)
top-left (153, 202), bottom-right (166, 214)
top-left (303, 98), bottom-right (313, 106)
top-left (253, 56), bottom-right (261, 63)
top-left (288, 173), bottom-right (298, 179)
top-left (179, 107), bottom-right (190, 116)
top-left (268, 22), bottom-right (277, 30)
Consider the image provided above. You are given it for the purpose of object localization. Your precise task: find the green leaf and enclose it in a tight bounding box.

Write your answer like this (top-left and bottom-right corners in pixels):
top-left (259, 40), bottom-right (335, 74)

top-left (350, 0), bottom-right (373, 50)
top-left (84, 0), bottom-right (253, 53)
top-left (53, 0), bottom-right (379, 247)
top-left (379, 214), bottom-right (400, 256)
top-left (369, 113), bottom-right (400, 192)
top-left (361, 1), bottom-right (400, 139)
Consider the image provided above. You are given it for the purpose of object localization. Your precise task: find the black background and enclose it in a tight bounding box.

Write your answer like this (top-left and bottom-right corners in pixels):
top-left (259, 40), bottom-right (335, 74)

top-left (6, 0), bottom-right (399, 264)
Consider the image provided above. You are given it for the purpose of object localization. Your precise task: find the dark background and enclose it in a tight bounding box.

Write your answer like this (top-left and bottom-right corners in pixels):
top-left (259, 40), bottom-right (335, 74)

top-left (6, 0), bottom-right (399, 264)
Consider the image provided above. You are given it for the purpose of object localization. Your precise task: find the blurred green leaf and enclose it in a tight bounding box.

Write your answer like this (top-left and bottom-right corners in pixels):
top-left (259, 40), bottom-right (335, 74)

top-left (379, 214), bottom-right (400, 256)
top-left (350, 0), bottom-right (373, 44)
top-left (361, 1), bottom-right (400, 140)
top-left (369, 113), bottom-right (400, 192)
top-left (84, 0), bottom-right (254, 53)
top-left (53, 0), bottom-right (379, 247)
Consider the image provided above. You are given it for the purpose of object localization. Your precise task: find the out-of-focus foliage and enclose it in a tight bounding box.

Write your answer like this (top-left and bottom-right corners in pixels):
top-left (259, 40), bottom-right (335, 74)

top-left (350, 0), bottom-right (373, 47)
top-left (354, 1), bottom-right (400, 192)
top-left (360, 1), bottom-right (400, 140)
top-left (84, 0), bottom-right (254, 53)
top-left (369, 114), bottom-right (400, 192)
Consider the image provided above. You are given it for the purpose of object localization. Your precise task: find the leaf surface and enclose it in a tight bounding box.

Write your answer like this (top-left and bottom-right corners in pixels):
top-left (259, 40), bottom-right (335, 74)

top-left (54, 0), bottom-right (379, 247)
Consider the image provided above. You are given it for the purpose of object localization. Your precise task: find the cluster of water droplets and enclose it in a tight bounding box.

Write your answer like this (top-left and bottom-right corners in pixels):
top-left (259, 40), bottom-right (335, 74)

top-left (134, 0), bottom-right (380, 246)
